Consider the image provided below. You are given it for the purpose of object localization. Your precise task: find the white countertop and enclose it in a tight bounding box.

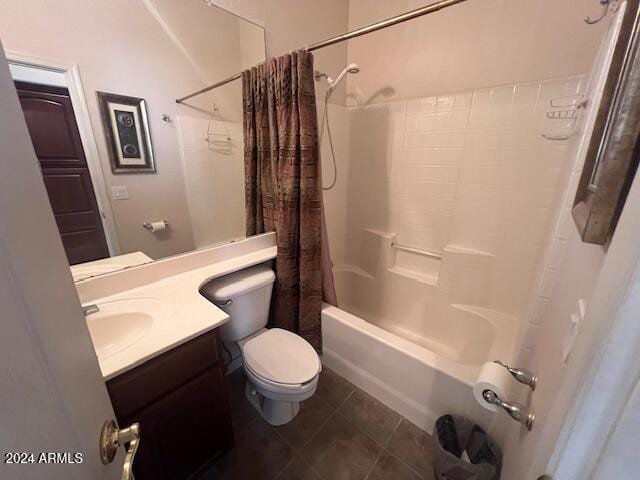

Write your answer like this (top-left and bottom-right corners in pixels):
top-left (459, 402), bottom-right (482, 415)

top-left (71, 251), bottom-right (153, 282)
top-left (86, 245), bottom-right (276, 380)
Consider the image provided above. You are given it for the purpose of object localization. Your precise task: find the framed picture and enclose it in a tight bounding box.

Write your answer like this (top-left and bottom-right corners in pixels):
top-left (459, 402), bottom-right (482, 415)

top-left (572, 0), bottom-right (640, 245)
top-left (96, 92), bottom-right (155, 173)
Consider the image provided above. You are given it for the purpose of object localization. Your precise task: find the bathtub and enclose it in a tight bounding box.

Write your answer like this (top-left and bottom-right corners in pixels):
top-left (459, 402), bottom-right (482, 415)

top-left (322, 267), bottom-right (518, 432)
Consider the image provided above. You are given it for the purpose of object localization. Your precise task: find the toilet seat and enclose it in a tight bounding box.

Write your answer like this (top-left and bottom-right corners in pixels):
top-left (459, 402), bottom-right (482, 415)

top-left (241, 328), bottom-right (321, 388)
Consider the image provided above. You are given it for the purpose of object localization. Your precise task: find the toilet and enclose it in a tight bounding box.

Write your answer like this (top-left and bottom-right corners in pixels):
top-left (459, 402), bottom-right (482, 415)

top-left (201, 264), bottom-right (321, 425)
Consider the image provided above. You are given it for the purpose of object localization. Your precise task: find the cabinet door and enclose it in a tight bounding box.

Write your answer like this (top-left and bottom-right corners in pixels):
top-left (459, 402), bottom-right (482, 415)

top-left (126, 367), bottom-right (234, 480)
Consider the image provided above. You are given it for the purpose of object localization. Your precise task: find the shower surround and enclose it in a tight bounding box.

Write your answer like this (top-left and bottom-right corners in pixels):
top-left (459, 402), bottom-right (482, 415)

top-left (321, 73), bottom-right (588, 430)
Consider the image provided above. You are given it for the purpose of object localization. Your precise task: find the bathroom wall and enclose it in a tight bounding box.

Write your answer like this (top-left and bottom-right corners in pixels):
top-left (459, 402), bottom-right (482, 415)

top-left (496, 8), bottom-right (624, 477)
top-left (0, 0), bottom-right (263, 259)
top-left (210, 0), bottom-right (350, 104)
top-left (176, 116), bottom-right (246, 249)
top-left (346, 0), bottom-right (611, 105)
top-left (318, 99), bottom-right (352, 268)
top-left (330, 74), bottom-right (586, 321)
top-left (2, 0), bottom-right (350, 259)
top-left (319, 0), bottom-right (612, 348)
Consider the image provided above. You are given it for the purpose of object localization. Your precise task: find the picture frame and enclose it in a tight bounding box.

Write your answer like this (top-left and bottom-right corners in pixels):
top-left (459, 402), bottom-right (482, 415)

top-left (572, 1), bottom-right (640, 245)
top-left (96, 91), bottom-right (155, 173)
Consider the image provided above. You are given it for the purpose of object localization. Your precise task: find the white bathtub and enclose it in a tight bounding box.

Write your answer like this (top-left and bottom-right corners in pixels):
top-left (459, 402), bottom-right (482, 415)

top-left (322, 267), bottom-right (518, 432)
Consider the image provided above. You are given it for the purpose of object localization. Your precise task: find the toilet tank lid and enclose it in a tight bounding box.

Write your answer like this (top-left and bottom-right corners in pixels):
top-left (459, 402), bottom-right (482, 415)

top-left (201, 264), bottom-right (275, 301)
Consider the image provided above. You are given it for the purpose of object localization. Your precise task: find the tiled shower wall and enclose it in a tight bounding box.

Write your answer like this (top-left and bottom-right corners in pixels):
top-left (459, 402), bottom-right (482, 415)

top-left (176, 116), bottom-right (246, 249)
top-left (326, 74), bottom-right (587, 318)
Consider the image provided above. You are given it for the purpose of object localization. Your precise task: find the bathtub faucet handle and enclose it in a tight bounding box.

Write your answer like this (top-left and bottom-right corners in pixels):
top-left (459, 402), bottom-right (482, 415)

top-left (494, 360), bottom-right (538, 390)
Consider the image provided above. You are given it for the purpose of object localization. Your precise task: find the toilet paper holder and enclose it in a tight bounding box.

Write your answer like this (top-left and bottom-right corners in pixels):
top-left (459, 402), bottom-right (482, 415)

top-left (494, 360), bottom-right (538, 390)
top-left (143, 220), bottom-right (169, 231)
top-left (483, 389), bottom-right (535, 431)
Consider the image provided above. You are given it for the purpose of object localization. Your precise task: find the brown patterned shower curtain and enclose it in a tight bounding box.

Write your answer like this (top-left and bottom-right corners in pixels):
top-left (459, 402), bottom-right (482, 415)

top-left (242, 64), bottom-right (273, 235)
top-left (242, 50), bottom-right (337, 352)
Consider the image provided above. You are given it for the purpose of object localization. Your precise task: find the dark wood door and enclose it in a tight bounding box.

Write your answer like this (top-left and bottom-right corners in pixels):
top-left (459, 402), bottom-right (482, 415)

top-left (15, 81), bottom-right (109, 265)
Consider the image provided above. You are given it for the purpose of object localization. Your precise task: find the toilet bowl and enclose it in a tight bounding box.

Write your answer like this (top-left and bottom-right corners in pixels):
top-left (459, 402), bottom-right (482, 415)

top-left (240, 328), bottom-right (320, 424)
top-left (201, 265), bottom-right (321, 425)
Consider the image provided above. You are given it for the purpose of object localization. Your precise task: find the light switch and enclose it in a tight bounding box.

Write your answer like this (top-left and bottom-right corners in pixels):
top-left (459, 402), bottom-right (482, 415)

top-left (111, 186), bottom-right (129, 200)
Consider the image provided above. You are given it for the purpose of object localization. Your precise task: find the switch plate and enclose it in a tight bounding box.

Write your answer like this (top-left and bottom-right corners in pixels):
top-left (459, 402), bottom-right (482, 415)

top-left (111, 186), bottom-right (129, 200)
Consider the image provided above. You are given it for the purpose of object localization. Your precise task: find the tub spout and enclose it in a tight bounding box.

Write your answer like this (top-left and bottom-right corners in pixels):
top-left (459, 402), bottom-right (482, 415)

top-left (482, 389), bottom-right (534, 431)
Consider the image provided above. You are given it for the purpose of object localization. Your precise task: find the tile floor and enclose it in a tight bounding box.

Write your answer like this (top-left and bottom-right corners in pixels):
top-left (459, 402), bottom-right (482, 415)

top-left (197, 366), bottom-right (437, 480)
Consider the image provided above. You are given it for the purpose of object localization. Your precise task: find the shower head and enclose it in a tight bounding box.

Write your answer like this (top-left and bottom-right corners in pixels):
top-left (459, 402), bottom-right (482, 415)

top-left (346, 63), bottom-right (360, 74)
top-left (328, 63), bottom-right (360, 91)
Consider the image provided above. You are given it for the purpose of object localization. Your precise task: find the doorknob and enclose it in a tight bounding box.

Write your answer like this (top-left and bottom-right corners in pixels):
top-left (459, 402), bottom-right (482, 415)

top-left (100, 420), bottom-right (140, 480)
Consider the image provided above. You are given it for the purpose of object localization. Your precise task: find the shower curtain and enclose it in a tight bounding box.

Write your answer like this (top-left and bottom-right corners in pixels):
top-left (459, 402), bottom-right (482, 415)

top-left (242, 50), bottom-right (336, 352)
top-left (242, 64), bottom-right (274, 235)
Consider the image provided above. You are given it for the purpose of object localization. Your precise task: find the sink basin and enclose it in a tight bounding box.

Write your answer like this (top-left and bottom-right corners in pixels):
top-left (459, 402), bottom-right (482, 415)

top-left (85, 298), bottom-right (168, 360)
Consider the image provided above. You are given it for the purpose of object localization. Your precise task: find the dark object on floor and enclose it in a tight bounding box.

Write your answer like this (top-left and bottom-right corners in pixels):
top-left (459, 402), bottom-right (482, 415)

top-left (433, 415), bottom-right (502, 480)
top-left (436, 415), bottom-right (462, 458)
top-left (467, 425), bottom-right (498, 466)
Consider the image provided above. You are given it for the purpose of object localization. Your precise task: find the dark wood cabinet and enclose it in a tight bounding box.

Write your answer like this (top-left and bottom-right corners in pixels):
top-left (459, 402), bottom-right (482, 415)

top-left (106, 329), bottom-right (234, 479)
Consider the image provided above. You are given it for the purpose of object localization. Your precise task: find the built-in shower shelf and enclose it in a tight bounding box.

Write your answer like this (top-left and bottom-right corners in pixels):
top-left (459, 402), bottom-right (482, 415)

top-left (388, 266), bottom-right (438, 286)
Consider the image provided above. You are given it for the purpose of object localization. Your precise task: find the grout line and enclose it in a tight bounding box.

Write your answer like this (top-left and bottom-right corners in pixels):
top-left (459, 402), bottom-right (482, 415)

top-left (274, 456), bottom-right (296, 480)
top-left (339, 386), bottom-right (357, 407)
top-left (270, 398), bottom-right (339, 480)
top-left (381, 447), bottom-right (428, 480)
top-left (385, 417), bottom-right (403, 449)
top-left (363, 449), bottom-right (384, 480)
top-left (379, 418), bottom-right (430, 480)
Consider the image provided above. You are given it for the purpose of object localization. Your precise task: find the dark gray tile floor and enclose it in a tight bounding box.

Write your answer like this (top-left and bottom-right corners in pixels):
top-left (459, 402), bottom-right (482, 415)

top-left (197, 365), bottom-right (437, 480)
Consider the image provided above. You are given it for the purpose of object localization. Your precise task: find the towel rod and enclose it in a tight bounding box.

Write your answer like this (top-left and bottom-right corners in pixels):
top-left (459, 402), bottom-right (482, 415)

top-left (176, 0), bottom-right (467, 103)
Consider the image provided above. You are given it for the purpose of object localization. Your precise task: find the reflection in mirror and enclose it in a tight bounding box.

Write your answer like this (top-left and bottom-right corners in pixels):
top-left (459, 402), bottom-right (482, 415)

top-left (2, 0), bottom-right (266, 281)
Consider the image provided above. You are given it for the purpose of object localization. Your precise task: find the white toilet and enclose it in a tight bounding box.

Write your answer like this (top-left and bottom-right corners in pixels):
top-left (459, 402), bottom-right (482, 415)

top-left (201, 264), bottom-right (321, 426)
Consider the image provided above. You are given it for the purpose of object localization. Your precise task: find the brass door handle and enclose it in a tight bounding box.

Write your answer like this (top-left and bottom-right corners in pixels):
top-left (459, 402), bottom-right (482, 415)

top-left (100, 420), bottom-right (141, 480)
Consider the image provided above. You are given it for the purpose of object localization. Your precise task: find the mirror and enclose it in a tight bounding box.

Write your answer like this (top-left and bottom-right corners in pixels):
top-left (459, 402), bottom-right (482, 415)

top-left (2, 0), bottom-right (265, 280)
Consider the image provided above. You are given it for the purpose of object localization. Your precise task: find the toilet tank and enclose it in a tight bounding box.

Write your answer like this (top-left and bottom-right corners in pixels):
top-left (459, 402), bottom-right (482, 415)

top-left (200, 264), bottom-right (275, 342)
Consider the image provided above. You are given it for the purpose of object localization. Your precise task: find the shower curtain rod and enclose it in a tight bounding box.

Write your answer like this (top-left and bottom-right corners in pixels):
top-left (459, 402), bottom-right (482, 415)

top-left (175, 0), bottom-right (467, 104)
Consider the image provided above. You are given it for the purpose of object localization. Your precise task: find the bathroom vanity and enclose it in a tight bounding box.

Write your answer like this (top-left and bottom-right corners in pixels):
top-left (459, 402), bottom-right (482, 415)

top-left (106, 329), bottom-right (233, 479)
top-left (72, 236), bottom-right (277, 478)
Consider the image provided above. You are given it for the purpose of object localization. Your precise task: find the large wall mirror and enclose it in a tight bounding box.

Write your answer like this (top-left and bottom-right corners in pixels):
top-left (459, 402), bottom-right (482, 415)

top-left (2, 0), bottom-right (265, 280)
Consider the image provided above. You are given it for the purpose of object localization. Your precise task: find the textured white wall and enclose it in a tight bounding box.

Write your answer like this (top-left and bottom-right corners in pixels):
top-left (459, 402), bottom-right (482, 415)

top-left (210, 0), bottom-right (350, 104)
top-left (327, 74), bottom-right (585, 325)
top-left (346, 0), bottom-right (611, 105)
top-left (176, 116), bottom-right (246, 249)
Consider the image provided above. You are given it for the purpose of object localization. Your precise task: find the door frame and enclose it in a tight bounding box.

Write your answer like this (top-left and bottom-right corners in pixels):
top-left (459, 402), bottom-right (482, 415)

top-left (7, 51), bottom-right (121, 256)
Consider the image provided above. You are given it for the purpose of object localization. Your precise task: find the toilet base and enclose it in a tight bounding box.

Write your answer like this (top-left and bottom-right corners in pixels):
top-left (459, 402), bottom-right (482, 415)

top-left (245, 381), bottom-right (301, 426)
